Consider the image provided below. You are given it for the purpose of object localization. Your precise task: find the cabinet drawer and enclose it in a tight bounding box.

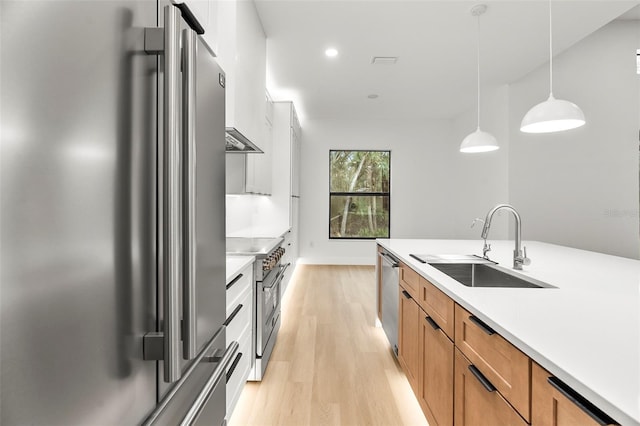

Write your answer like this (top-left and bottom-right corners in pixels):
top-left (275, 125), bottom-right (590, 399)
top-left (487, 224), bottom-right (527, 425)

top-left (418, 277), bottom-right (455, 340)
top-left (532, 363), bottom-right (617, 426)
top-left (226, 326), bottom-right (252, 417)
top-left (225, 284), bottom-right (252, 343)
top-left (227, 263), bottom-right (253, 309)
top-left (399, 262), bottom-right (420, 298)
top-left (455, 304), bottom-right (531, 422)
top-left (455, 349), bottom-right (528, 426)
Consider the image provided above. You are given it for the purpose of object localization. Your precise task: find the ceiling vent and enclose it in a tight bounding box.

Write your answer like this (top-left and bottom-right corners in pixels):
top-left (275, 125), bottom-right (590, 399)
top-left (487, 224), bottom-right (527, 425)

top-left (371, 56), bottom-right (398, 65)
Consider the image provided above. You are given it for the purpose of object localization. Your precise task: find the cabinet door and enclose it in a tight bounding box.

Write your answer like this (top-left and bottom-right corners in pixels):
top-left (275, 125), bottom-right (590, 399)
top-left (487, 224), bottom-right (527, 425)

top-left (419, 314), bottom-right (454, 426)
top-left (244, 113), bottom-right (272, 194)
top-left (291, 126), bottom-right (301, 197)
top-left (454, 349), bottom-right (528, 426)
top-left (398, 287), bottom-right (420, 392)
top-left (532, 363), bottom-right (616, 426)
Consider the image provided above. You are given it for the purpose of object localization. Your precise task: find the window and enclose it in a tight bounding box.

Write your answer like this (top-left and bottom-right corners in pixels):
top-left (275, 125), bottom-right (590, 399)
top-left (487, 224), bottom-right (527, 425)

top-left (329, 150), bottom-right (390, 239)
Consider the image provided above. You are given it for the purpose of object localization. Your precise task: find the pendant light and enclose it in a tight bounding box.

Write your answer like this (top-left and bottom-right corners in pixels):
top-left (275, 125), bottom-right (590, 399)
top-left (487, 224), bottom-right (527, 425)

top-left (520, 0), bottom-right (585, 133)
top-left (460, 4), bottom-right (499, 153)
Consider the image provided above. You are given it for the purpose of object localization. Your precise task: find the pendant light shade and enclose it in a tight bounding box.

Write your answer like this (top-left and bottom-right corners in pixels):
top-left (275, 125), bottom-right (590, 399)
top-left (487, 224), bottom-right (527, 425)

top-left (460, 127), bottom-right (499, 153)
top-left (520, 94), bottom-right (585, 133)
top-left (520, 0), bottom-right (585, 133)
top-left (460, 4), bottom-right (499, 153)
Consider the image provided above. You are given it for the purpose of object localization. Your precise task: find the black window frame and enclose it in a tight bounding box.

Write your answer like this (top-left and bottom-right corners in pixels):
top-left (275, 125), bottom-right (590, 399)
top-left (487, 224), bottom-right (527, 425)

top-left (328, 149), bottom-right (391, 240)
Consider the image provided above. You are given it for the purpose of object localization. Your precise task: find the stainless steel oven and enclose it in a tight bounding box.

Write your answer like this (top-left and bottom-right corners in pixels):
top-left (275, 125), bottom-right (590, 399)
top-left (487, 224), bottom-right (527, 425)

top-left (255, 260), bottom-right (288, 379)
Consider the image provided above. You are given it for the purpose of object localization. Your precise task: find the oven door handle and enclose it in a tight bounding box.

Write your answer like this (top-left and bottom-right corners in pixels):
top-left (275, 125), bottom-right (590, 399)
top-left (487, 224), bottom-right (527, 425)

top-left (262, 263), bottom-right (290, 289)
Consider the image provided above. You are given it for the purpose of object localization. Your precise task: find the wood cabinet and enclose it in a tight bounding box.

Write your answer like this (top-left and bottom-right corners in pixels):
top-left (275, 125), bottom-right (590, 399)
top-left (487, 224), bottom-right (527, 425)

top-left (532, 363), bottom-right (617, 426)
top-left (454, 349), bottom-right (528, 426)
top-left (418, 313), bottom-right (454, 426)
top-left (400, 262), bottom-right (420, 299)
top-left (380, 255), bottom-right (620, 426)
top-left (398, 285), bottom-right (420, 392)
top-left (419, 276), bottom-right (455, 340)
top-left (455, 304), bottom-right (531, 422)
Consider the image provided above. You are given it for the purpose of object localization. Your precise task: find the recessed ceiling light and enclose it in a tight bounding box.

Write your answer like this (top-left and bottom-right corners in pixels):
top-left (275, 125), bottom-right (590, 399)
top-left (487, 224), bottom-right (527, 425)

top-left (325, 48), bottom-right (338, 58)
top-left (367, 94), bottom-right (379, 99)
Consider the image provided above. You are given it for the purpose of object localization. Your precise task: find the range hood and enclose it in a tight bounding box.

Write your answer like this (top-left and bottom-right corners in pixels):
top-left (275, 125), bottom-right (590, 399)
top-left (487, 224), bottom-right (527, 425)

top-left (225, 127), bottom-right (263, 153)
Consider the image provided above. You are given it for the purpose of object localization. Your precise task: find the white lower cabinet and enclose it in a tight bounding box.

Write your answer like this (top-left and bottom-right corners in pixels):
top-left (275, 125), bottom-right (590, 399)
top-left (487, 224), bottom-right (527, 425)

top-left (225, 262), bottom-right (254, 421)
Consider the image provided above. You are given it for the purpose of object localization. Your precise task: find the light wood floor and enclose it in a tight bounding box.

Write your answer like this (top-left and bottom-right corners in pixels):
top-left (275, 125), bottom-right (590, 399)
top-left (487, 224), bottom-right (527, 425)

top-left (228, 265), bottom-right (428, 426)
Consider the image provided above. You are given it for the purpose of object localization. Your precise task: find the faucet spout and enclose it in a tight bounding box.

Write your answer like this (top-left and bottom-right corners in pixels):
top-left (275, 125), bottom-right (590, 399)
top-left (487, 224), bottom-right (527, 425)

top-left (479, 204), bottom-right (529, 270)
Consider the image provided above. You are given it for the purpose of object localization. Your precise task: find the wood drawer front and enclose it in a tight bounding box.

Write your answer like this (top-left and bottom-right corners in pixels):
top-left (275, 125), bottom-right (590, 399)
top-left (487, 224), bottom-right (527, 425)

top-left (399, 262), bottom-right (420, 298)
top-left (455, 349), bottom-right (528, 426)
top-left (419, 314), bottom-right (454, 426)
top-left (419, 277), bottom-right (455, 340)
top-left (455, 304), bottom-right (531, 422)
top-left (532, 363), bottom-right (617, 426)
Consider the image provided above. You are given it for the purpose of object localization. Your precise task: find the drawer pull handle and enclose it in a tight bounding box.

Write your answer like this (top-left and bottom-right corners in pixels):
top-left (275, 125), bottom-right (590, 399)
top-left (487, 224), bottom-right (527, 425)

top-left (225, 352), bottom-right (243, 383)
top-left (469, 315), bottom-right (496, 335)
top-left (223, 304), bottom-right (243, 327)
top-left (468, 365), bottom-right (496, 392)
top-left (226, 273), bottom-right (244, 290)
top-left (401, 290), bottom-right (412, 299)
top-left (547, 377), bottom-right (615, 426)
top-left (425, 316), bottom-right (440, 331)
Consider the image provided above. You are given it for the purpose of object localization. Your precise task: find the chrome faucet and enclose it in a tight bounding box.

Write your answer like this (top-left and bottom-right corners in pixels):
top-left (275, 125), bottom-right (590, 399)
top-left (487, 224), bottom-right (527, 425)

top-left (478, 204), bottom-right (531, 270)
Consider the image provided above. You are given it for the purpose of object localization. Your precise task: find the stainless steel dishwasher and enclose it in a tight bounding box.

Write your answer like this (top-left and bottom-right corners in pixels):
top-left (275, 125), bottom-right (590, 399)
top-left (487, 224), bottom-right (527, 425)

top-left (379, 249), bottom-right (400, 356)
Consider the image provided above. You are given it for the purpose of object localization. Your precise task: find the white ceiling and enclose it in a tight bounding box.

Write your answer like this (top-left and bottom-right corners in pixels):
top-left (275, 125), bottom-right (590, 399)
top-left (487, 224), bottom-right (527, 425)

top-left (254, 0), bottom-right (639, 122)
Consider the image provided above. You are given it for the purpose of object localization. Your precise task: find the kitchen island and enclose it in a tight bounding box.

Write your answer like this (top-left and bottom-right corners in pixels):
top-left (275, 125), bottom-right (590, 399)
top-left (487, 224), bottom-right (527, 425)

top-left (377, 239), bottom-right (639, 426)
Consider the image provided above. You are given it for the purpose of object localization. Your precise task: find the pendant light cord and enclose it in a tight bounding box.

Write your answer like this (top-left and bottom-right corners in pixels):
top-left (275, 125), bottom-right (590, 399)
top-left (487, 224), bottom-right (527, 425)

top-left (476, 12), bottom-right (481, 129)
top-left (549, 0), bottom-right (553, 96)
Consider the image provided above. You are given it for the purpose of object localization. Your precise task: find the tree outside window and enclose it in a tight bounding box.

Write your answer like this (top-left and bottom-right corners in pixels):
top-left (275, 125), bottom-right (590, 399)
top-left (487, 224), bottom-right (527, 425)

top-left (329, 150), bottom-right (390, 239)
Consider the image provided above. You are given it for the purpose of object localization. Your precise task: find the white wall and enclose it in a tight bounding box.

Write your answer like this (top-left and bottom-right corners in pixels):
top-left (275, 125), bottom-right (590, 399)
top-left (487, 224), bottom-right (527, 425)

top-left (298, 112), bottom-right (510, 265)
top-left (508, 20), bottom-right (640, 259)
top-left (450, 84), bottom-right (511, 239)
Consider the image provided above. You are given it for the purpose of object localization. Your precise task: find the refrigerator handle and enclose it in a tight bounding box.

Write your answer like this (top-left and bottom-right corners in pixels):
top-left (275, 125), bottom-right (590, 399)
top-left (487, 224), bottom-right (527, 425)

top-left (180, 341), bottom-right (239, 426)
top-left (162, 4), bottom-right (182, 383)
top-left (182, 28), bottom-right (197, 360)
top-left (142, 328), bottom-right (235, 426)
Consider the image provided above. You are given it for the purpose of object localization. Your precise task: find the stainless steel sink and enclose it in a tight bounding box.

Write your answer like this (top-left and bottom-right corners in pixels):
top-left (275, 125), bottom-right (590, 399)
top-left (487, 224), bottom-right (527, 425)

top-left (428, 262), bottom-right (555, 289)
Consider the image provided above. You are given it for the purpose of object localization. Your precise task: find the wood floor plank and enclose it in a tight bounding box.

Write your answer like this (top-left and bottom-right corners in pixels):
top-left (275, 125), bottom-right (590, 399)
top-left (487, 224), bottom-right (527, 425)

top-left (228, 265), bottom-right (428, 426)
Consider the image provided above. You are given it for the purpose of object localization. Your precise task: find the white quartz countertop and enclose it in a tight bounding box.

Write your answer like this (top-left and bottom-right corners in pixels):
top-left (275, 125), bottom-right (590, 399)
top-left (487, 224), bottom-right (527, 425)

top-left (377, 239), bottom-right (640, 426)
top-left (226, 255), bottom-right (255, 283)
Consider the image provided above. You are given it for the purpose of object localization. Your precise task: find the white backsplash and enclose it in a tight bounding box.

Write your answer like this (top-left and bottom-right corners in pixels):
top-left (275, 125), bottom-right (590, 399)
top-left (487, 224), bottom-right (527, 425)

top-left (226, 194), bottom-right (288, 238)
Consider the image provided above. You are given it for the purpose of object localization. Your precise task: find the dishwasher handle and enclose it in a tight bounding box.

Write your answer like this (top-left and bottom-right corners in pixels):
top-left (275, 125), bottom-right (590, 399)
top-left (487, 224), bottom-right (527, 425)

top-left (380, 252), bottom-right (399, 268)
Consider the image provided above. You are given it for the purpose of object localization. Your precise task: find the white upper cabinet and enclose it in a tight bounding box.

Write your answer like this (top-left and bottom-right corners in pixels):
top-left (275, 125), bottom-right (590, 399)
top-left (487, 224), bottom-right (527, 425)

top-left (216, 0), bottom-right (267, 151)
top-left (272, 101), bottom-right (301, 224)
top-left (176, 1), bottom-right (219, 53)
top-left (244, 93), bottom-right (274, 195)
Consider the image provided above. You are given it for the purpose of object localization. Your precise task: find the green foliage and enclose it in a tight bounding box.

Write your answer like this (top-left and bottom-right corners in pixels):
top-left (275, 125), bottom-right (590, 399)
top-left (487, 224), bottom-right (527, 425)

top-left (329, 150), bottom-right (391, 239)
top-left (330, 151), bottom-right (390, 193)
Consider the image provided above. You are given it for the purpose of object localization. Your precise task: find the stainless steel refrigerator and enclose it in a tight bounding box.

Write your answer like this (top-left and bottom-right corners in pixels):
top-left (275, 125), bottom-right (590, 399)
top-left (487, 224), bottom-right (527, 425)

top-left (0, 1), bottom-right (234, 424)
